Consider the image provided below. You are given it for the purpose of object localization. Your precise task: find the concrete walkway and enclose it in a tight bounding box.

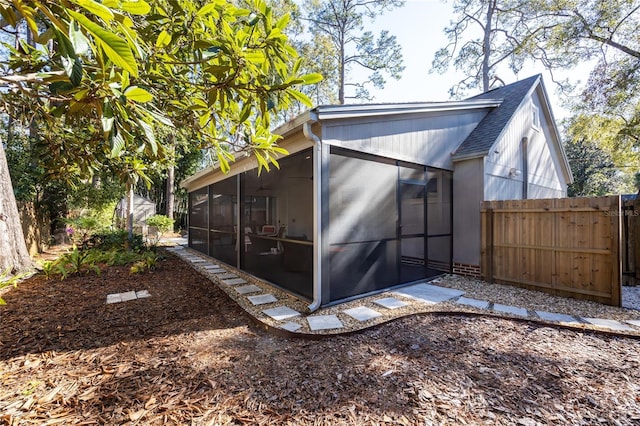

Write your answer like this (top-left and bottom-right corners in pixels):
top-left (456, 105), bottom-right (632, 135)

top-left (165, 246), bottom-right (640, 336)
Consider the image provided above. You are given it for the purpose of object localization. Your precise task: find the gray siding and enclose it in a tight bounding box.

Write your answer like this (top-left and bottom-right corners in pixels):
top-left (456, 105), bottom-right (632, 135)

top-left (452, 158), bottom-right (484, 266)
top-left (484, 89), bottom-right (567, 201)
top-left (322, 110), bottom-right (489, 169)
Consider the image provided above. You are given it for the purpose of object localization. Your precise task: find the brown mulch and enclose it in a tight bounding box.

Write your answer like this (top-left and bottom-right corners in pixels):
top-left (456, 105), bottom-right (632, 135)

top-left (1, 252), bottom-right (640, 425)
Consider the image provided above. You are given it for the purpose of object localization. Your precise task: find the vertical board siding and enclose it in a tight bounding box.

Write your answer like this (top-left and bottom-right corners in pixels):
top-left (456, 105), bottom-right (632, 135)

top-left (481, 196), bottom-right (622, 306)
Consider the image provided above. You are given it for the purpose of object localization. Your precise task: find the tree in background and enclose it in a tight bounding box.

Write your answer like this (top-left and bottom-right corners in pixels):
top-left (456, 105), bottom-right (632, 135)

top-left (431, 0), bottom-right (527, 97)
top-left (303, 0), bottom-right (405, 104)
top-left (433, 0), bottom-right (640, 195)
top-left (0, 0), bottom-right (319, 272)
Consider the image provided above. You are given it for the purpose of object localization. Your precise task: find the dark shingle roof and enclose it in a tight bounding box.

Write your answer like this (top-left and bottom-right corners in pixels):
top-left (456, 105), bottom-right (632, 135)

top-left (452, 74), bottom-right (541, 159)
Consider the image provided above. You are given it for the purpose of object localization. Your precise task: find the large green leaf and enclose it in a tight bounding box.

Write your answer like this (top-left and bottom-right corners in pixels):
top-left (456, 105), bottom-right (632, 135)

top-left (120, 0), bottom-right (151, 15)
top-left (124, 86), bottom-right (153, 103)
top-left (67, 10), bottom-right (138, 77)
top-left (71, 0), bottom-right (114, 22)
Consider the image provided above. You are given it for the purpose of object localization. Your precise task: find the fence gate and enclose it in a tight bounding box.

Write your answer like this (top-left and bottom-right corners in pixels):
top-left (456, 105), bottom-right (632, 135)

top-left (481, 196), bottom-right (622, 307)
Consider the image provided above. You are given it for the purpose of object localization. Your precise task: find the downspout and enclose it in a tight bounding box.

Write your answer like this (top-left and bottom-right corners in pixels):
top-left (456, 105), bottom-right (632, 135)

top-left (303, 113), bottom-right (322, 312)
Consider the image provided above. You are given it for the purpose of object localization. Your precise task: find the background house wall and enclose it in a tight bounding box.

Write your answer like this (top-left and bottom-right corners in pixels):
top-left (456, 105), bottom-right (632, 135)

top-left (321, 109), bottom-right (491, 169)
top-left (452, 157), bottom-right (484, 274)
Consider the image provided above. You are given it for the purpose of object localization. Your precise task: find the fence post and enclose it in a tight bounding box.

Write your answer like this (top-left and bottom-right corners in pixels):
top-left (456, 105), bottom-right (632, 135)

top-left (611, 196), bottom-right (622, 307)
top-left (482, 206), bottom-right (494, 283)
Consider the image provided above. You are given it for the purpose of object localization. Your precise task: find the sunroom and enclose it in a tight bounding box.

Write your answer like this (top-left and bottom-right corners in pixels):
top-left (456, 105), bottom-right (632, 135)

top-left (182, 100), bottom-right (498, 310)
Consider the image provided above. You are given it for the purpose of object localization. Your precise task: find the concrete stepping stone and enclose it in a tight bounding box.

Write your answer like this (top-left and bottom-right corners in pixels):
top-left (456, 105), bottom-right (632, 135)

top-left (456, 297), bottom-right (490, 310)
top-left (307, 315), bottom-right (343, 331)
top-left (263, 306), bottom-right (301, 321)
top-left (343, 306), bottom-right (383, 322)
top-left (392, 283), bottom-right (464, 304)
top-left (626, 319), bottom-right (640, 328)
top-left (136, 290), bottom-right (151, 299)
top-left (247, 294), bottom-right (278, 305)
top-left (280, 321), bottom-right (302, 332)
top-left (222, 278), bottom-right (247, 286)
top-left (106, 293), bottom-right (122, 304)
top-left (188, 258), bottom-right (207, 263)
top-left (374, 297), bottom-right (408, 310)
top-left (536, 311), bottom-right (578, 323)
top-left (208, 269), bottom-right (229, 274)
top-left (120, 291), bottom-right (138, 302)
top-left (583, 318), bottom-right (635, 331)
top-left (216, 273), bottom-right (239, 280)
top-left (203, 264), bottom-right (221, 270)
top-left (235, 284), bottom-right (262, 295)
top-left (492, 303), bottom-right (529, 317)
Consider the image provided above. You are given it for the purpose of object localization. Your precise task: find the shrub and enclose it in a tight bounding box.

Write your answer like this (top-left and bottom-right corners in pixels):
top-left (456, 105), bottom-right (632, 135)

top-left (145, 214), bottom-right (175, 245)
top-left (89, 230), bottom-right (144, 252)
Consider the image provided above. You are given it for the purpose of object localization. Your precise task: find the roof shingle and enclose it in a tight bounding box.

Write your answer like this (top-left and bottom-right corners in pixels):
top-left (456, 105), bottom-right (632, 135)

top-left (453, 74), bottom-right (541, 159)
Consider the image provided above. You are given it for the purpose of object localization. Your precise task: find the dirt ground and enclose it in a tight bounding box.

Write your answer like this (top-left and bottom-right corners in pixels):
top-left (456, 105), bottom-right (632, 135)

top-left (1, 251), bottom-right (639, 425)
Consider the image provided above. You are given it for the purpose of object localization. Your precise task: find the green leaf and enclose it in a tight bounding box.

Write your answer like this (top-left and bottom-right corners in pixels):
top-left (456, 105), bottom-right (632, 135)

top-left (155, 30), bottom-right (171, 47)
top-left (110, 131), bottom-right (125, 157)
top-left (301, 73), bottom-right (323, 84)
top-left (124, 86), bottom-right (153, 103)
top-left (196, 3), bottom-right (217, 16)
top-left (69, 20), bottom-right (90, 55)
top-left (72, 0), bottom-right (114, 22)
top-left (286, 88), bottom-right (312, 107)
top-left (120, 0), bottom-right (151, 15)
top-left (68, 10), bottom-right (138, 77)
top-left (61, 56), bottom-right (84, 86)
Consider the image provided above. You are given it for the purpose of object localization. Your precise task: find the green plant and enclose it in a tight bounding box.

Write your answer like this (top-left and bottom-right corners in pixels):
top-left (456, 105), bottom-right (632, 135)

top-left (130, 251), bottom-right (159, 274)
top-left (89, 230), bottom-right (144, 252)
top-left (54, 246), bottom-right (101, 280)
top-left (0, 267), bottom-right (28, 305)
top-left (145, 214), bottom-right (175, 245)
top-left (40, 260), bottom-right (56, 280)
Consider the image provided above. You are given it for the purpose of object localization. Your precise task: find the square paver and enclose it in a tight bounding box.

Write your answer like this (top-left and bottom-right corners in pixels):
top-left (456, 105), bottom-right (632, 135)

top-left (263, 306), bottom-right (301, 321)
top-left (235, 284), bottom-right (262, 295)
top-left (343, 306), bottom-right (383, 322)
top-left (392, 283), bottom-right (464, 304)
top-left (136, 290), bottom-right (151, 299)
top-left (626, 319), bottom-right (640, 328)
top-left (222, 278), bottom-right (247, 286)
top-left (456, 297), bottom-right (490, 310)
top-left (216, 273), bottom-right (239, 280)
top-left (106, 293), bottom-right (122, 304)
top-left (492, 303), bottom-right (529, 317)
top-left (307, 315), bottom-right (344, 331)
top-left (120, 291), bottom-right (138, 302)
top-left (247, 294), bottom-right (278, 305)
top-left (536, 311), bottom-right (578, 323)
top-left (374, 297), bottom-right (408, 310)
top-left (583, 318), bottom-right (635, 331)
top-left (280, 321), bottom-right (302, 332)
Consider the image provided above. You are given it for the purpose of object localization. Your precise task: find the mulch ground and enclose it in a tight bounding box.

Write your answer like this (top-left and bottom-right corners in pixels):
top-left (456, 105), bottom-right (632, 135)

top-left (1, 251), bottom-right (640, 425)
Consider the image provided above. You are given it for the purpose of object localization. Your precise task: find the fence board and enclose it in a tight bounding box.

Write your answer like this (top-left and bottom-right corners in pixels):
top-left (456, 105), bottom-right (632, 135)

top-left (481, 196), bottom-right (622, 306)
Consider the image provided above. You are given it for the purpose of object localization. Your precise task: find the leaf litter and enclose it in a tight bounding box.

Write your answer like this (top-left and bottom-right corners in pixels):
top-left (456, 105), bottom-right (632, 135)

top-left (0, 253), bottom-right (639, 424)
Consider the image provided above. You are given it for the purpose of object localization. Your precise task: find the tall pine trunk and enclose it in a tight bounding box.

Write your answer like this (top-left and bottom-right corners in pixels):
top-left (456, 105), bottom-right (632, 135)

top-left (0, 141), bottom-right (32, 273)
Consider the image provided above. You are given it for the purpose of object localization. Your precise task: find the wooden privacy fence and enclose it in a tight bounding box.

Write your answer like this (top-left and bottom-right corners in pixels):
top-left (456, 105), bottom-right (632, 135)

top-left (481, 196), bottom-right (622, 307)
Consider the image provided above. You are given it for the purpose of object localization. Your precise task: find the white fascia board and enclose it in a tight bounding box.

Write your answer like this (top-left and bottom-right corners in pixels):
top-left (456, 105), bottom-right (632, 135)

top-left (314, 100), bottom-right (502, 121)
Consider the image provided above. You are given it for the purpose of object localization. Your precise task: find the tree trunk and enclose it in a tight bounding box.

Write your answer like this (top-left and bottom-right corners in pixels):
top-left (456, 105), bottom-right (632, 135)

top-left (126, 183), bottom-right (134, 241)
top-left (0, 141), bottom-right (32, 273)
top-left (482, 0), bottom-right (496, 92)
top-left (165, 137), bottom-right (175, 226)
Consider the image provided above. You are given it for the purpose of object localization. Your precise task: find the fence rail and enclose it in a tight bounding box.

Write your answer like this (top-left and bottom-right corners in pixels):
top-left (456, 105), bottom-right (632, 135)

top-left (481, 196), bottom-right (622, 307)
